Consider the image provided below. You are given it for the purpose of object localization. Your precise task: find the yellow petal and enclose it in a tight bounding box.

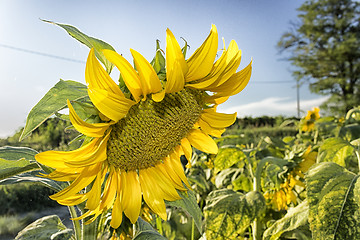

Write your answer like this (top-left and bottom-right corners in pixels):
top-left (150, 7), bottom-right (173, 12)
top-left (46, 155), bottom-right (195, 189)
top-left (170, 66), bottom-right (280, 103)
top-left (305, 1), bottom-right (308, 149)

top-left (67, 99), bottom-right (112, 138)
top-left (100, 167), bottom-right (117, 210)
top-left (180, 138), bottom-right (192, 161)
top-left (200, 109), bottom-right (237, 128)
top-left (187, 129), bottom-right (218, 154)
top-left (197, 118), bottom-right (225, 138)
top-left (152, 90), bottom-right (165, 102)
top-left (86, 48), bottom-right (124, 97)
top-left (122, 171), bottom-right (142, 224)
top-left (186, 40), bottom-right (241, 89)
top-left (157, 159), bottom-right (187, 191)
top-left (51, 163), bottom-right (102, 200)
top-left (139, 168), bottom-right (167, 220)
top-left (110, 171), bottom-right (123, 229)
top-left (35, 137), bottom-right (102, 169)
top-left (110, 192), bottom-right (123, 229)
top-left (207, 60), bottom-right (252, 95)
top-left (167, 152), bottom-right (191, 188)
top-left (57, 194), bottom-right (87, 206)
top-left (205, 95), bottom-right (230, 105)
top-left (130, 49), bottom-right (162, 97)
top-left (166, 28), bottom-right (188, 77)
top-left (147, 167), bottom-right (181, 201)
top-left (103, 49), bottom-right (142, 101)
top-left (86, 170), bottom-right (103, 210)
top-left (165, 60), bottom-right (185, 93)
top-left (186, 25), bottom-right (218, 82)
top-left (65, 131), bottom-right (110, 167)
top-left (88, 87), bottom-right (135, 122)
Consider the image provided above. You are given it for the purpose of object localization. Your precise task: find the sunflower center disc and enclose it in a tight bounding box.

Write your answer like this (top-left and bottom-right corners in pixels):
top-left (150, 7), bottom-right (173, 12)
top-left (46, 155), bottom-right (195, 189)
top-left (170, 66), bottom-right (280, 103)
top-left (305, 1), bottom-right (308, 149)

top-left (106, 89), bottom-right (204, 171)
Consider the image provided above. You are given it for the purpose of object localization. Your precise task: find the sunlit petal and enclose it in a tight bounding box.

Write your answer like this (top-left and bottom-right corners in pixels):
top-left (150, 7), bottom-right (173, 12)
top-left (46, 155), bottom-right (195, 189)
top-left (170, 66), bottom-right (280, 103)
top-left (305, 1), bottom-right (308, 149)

top-left (103, 49), bottom-right (142, 101)
top-left (186, 25), bottom-right (218, 82)
top-left (187, 129), bottom-right (218, 154)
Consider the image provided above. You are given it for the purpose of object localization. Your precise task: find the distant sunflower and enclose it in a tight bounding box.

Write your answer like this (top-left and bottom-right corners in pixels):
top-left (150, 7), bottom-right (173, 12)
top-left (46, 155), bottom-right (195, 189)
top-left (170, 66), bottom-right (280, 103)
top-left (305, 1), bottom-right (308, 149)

top-left (301, 107), bottom-right (320, 132)
top-left (35, 25), bottom-right (252, 228)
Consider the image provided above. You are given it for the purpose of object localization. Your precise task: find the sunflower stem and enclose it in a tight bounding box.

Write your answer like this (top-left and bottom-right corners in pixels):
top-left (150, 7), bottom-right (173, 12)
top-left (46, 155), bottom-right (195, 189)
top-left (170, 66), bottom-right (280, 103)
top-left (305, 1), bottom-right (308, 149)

top-left (156, 216), bottom-right (163, 235)
top-left (68, 206), bottom-right (82, 240)
top-left (82, 217), bottom-right (99, 240)
top-left (191, 218), bottom-right (195, 240)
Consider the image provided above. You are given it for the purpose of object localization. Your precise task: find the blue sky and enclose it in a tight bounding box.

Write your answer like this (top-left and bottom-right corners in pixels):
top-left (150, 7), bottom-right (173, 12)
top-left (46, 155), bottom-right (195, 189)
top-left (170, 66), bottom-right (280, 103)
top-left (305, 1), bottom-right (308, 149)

top-left (0, 0), bottom-right (326, 137)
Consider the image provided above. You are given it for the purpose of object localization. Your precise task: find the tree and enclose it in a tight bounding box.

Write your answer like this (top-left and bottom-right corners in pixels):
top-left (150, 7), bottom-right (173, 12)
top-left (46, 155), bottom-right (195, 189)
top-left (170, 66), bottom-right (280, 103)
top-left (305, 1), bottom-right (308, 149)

top-left (278, 0), bottom-right (360, 115)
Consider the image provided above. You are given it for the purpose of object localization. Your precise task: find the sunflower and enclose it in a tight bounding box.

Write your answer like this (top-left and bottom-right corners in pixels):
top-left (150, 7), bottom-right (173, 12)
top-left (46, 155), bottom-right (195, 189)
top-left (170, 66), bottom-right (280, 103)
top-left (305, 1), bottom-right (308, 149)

top-left (35, 25), bottom-right (252, 229)
top-left (301, 107), bottom-right (320, 132)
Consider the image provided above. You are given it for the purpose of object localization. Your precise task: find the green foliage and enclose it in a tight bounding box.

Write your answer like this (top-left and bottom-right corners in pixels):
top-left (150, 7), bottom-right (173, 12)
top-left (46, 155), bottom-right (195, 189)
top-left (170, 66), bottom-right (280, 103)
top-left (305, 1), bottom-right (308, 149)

top-left (15, 215), bottom-right (72, 240)
top-left (204, 190), bottom-right (265, 239)
top-left (278, 0), bottom-right (360, 115)
top-left (165, 190), bottom-right (203, 233)
top-left (133, 218), bottom-right (167, 240)
top-left (263, 200), bottom-right (310, 240)
top-left (0, 146), bottom-right (39, 180)
top-left (43, 20), bottom-right (116, 74)
top-left (306, 162), bottom-right (360, 239)
top-left (20, 80), bottom-right (88, 141)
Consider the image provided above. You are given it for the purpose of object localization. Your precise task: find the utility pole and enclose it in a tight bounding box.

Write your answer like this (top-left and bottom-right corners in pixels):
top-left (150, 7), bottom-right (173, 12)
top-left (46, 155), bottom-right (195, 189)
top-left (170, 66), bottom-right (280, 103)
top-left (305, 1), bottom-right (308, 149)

top-left (296, 79), bottom-right (300, 118)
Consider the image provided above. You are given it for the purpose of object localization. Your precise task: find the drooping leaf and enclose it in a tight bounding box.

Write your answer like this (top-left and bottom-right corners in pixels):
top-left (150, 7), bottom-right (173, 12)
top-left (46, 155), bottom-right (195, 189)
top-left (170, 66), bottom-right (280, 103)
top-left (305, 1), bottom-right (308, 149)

top-left (133, 217), bottom-right (167, 240)
top-left (306, 162), bottom-right (360, 239)
top-left (317, 137), bottom-right (355, 167)
top-left (20, 80), bottom-right (88, 141)
top-left (15, 215), bottom-right (72, 240)
top-left (0, 146), bottom-right (40, 180)
top-left (263, 200), bottom-right (309, 240)
top-left (0, 171), bottom-right (63, 192)
top-left (204, 190), bottom-right (266, 239)
top-left (165, 190), bottom-right (203, 233)
top-left (43, 19), bottom-right (115, 73)
top-left (214, 147), bottom-right (246, 173)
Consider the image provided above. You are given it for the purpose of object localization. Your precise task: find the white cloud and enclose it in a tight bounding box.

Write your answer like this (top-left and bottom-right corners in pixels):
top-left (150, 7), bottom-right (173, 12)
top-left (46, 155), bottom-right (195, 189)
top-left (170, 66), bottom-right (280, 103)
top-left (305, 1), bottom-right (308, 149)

top-left (219, 96), bottom-right (329, 117)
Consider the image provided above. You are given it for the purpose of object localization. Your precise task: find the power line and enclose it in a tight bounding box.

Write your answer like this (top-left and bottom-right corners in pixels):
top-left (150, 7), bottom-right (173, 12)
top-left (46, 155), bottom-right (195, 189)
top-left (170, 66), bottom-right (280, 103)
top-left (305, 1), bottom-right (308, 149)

top-left (0, 43), bottom-right (297, 85)
top-left (251, 80), bottom-right (294, 84)
top-left (0, 43), bottom-right (85, 64)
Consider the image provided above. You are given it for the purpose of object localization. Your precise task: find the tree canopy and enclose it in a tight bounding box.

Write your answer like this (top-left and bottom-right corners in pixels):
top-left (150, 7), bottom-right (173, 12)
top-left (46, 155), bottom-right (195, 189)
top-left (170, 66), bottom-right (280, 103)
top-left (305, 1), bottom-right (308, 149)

top-left (278, 0), bottom-right (360, 115)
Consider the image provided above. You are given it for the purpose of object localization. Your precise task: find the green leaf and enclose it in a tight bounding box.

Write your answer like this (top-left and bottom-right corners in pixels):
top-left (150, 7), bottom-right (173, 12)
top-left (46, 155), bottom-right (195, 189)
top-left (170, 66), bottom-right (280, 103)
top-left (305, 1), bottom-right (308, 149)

top-left (0, 146), bottom-right (40, 180)
top-left (204, 190), bottom-right (266, 239)
top-left (134, 217), bottom-right (167, 240)
top-left (263, 200), bottom-right (309, 240)
top-left (0, 172), bottom-right (63, 191)
top-left (165, 190), bottom-right (203, 233)
top-left (232, 174), bottom-right (252, 192)
top-left (318, 137), bottom-right (355, 167)
top-left (15, 215), bottom-right (72, 240)
top-left (306, 162), bottom-right (360, 239)
top-left (214, 147), bottom-right (246, 173)
top-left (20, 80), bottom-right (88, 141)
top-left (43, 19), bottom-right (115, 73)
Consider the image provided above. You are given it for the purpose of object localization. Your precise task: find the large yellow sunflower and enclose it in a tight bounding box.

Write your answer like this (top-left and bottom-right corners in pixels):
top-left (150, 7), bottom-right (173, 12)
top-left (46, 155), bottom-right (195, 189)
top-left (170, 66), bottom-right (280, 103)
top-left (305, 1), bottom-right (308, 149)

top-left (35, 25), bottom-right (252, 229)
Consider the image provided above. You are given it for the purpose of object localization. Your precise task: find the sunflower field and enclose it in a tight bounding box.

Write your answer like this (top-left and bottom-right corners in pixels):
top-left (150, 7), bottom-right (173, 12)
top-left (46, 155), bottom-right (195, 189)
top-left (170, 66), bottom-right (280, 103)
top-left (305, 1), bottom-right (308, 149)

top-left (1, 22), bottom-right (360, 240)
